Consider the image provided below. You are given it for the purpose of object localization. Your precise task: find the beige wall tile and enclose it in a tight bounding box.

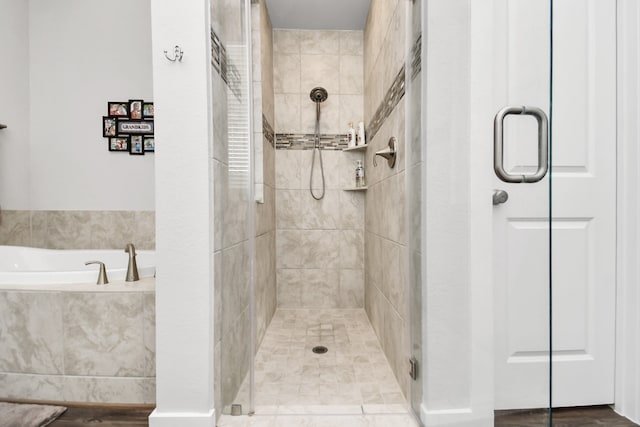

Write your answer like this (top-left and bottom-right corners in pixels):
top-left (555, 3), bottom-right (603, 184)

top-left (276, 189), bottom-right (302, 229)
top-left (223, 187), bottom-right (250, 248)
top-left (274, 29), bottom-right (300, 54)
top-left (340, 55), bottom-right (364, 95)
top-left (339, 269), bottom-right (364, 308)
top-left (0, 210), bottom-right (30, 246)
top-left (300, 54), bottom-right (340, 97)
top-left (300, 230), bottom-right (341, 269)
top-left (340, 230), bottom-right (364, 269)
top-left (299, 190), bottom-right (340, 230)
top-left (220, 297), bottom-right (251, 407)
top-left (277, 268), bottom-right (302, 307)
top-left (339, 191), bottom-right (365, 230)
top-left (276, 149), bottom-right (302, 190)
top-left (274, 54), bottom-right (301, 94)
top-left (300, 30), bottom-right (340, 55)
top-left (339, 95), bottom-right (364, 131)
top-left (340, 31), bottom-right (364, 55)
top-left (220, 242), bottom-right (251, 334)
top-left (256, 183), bottom-right (276, 237)
top-left (300, 269), bottom-right (340, 307)
top-left (300, 93), bottom-right (340, 134)
top-left (276, 229), bottom-right (301, 268)
top-left (275, 94), bottom-right (301, 133)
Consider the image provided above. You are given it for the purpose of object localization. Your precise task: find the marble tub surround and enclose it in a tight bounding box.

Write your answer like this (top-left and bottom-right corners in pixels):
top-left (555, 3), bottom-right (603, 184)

top-left (0, 210), bottom-right (155, 250)
top-left (363, 0), bottom-right (409, 400)
top-left (233, 309), bottom-right (407, 413)
top-left (0, 287), bottom-right (155, 404)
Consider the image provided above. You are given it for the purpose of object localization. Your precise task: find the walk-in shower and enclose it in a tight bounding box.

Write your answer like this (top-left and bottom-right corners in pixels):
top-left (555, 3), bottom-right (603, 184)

top-left (309, 87), bottom-right (327, 200)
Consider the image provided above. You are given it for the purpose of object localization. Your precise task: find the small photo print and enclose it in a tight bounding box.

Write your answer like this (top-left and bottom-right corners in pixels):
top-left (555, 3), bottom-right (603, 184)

top-left (130, 135), bottom-right (144, 155)
top-left (143, 102), bottom-right (154, 118)
top-left (103, 116), bottom-right (117, 137)
top-left (129, 99), bottom-right (143, 120)
top-left (108, 102), bottom-right (129, 117)
top-left (143, 136), bottom-right (155, 152)
top-left (109, 136), bottom-right (129, 151)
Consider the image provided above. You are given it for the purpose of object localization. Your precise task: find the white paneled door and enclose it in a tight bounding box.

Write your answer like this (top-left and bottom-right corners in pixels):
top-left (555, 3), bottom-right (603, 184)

top-left (493, 0), bottom-right (616, 409)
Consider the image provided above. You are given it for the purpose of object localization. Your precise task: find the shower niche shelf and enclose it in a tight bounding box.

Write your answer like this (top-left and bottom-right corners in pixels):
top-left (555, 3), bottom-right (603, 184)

top-left (343, 144), bottom-right (368, 152)
top-left (343, 186), bottom-right (368, 191)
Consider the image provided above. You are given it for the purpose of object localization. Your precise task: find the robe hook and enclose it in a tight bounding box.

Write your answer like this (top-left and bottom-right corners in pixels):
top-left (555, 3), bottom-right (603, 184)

top-left (164, 45), bottom-right (184, 62)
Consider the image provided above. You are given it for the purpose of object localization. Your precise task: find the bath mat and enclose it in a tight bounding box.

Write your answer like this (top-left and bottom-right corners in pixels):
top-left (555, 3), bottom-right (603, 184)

top-left (0, 402), bottom-right (67, 427)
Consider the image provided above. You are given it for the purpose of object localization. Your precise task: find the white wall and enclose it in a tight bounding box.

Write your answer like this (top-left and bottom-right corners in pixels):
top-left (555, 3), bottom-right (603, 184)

top-left (149, 0), bottom-right (216, 425)
top-left (0, 0), bottom-right (154, 211)
top-left (421, 0), bottom-right (494, 425)
top-left (0, 0), bottom-right (30, 210)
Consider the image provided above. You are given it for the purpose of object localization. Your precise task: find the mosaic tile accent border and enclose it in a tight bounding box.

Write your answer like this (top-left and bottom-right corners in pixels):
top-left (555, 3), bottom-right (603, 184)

top-left (411, 34), bottom-right (422, 80)
top-left (366, 64), bottom-right (406, 143)
top-left (210, 28), bottom-right (242, 99)
top-left (275, 133), bottom-right (347, 150)
top-left (263, 115), bottom-right (275, 147)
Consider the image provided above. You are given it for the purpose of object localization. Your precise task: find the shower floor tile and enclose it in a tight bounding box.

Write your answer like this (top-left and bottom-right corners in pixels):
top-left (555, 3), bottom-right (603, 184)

top-left (217, 413), bottom-right (420, 426)
top-left (233, 309), bottom-right (407, 414)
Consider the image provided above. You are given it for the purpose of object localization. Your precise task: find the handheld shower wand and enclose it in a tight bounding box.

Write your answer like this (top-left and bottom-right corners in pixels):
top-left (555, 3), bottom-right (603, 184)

top-left (309, 87), bottom-right (328, 200)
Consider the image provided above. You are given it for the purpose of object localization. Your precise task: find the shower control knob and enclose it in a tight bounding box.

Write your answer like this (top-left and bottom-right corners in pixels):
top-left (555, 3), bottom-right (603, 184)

top-left (493, 189), bottom-right (509, 205)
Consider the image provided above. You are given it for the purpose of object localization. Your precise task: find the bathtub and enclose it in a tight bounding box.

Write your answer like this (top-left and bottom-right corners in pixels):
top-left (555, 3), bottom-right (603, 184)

top-left (0, 245), bottom-right (155, 287)
top-left (0, 246), bottom-right (156, 404)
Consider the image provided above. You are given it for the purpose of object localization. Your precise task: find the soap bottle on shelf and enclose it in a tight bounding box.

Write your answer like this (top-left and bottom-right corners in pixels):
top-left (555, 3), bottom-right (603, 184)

top-left (355, 160), bottom-right (366, 188)
top-left (347, 122), bottom-right (356, 148)
top-left (356, 122), bottom-right (366, 146)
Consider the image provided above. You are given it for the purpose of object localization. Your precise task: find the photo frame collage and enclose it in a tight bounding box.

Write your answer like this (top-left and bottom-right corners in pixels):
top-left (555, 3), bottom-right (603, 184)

top-left (102, 100), bottom-right (155, 155)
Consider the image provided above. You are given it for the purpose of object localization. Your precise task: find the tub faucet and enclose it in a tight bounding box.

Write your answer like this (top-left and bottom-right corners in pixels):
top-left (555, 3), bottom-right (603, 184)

top-left (85, 260), bottom-right (109, 285)
top-left (125, 243), bottom-right (139, 282)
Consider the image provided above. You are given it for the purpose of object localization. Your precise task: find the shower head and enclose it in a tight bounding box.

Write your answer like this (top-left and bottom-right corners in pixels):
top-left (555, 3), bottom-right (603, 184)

top-left (309, 87), bottom-right (328, 103)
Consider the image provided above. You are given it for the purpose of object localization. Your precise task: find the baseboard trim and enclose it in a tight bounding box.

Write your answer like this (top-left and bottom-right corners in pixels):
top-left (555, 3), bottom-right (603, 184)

top-left (149, 408), bottom-right (215, 427)
top-left (421, 404), bottom-right (493, 427)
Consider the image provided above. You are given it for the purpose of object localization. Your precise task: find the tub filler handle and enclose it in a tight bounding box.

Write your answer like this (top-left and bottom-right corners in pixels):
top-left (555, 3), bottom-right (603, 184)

top-left (85, 261), bottom-right (109, 285)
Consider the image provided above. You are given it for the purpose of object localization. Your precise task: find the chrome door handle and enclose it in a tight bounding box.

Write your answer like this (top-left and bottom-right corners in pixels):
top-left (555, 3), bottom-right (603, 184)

top-left (494, 106), bottom-right (549, 183)
top-left (493, 189), bottom-right (509, 205)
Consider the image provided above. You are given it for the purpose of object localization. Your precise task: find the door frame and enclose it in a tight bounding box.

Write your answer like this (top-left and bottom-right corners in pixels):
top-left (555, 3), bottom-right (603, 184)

top-left (614, 0), bottom-right (640, 423)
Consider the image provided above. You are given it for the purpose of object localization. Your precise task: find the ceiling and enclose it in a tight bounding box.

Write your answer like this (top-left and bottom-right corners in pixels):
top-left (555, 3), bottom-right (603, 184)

top-left (265, 0), bottom-right (371, 30)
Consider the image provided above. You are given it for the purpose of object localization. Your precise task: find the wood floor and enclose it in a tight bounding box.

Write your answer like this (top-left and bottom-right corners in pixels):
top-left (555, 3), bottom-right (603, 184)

top-left (495, 405), bottom-right (639, 426)
top-left (47, 405), bottom-right (153, 427)
top-left (34, 403), bottom-right (640, 426)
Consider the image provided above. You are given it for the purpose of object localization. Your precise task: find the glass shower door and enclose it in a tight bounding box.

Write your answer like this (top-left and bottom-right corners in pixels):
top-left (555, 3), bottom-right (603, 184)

top-left (410, 0), bottom-right (554, 425)
top-left (211, 0), bottom-right (255, 416)
top-left (495, 0), bottom-right (617, 423)
top-left (407, 0), bottom-right (423, 419)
